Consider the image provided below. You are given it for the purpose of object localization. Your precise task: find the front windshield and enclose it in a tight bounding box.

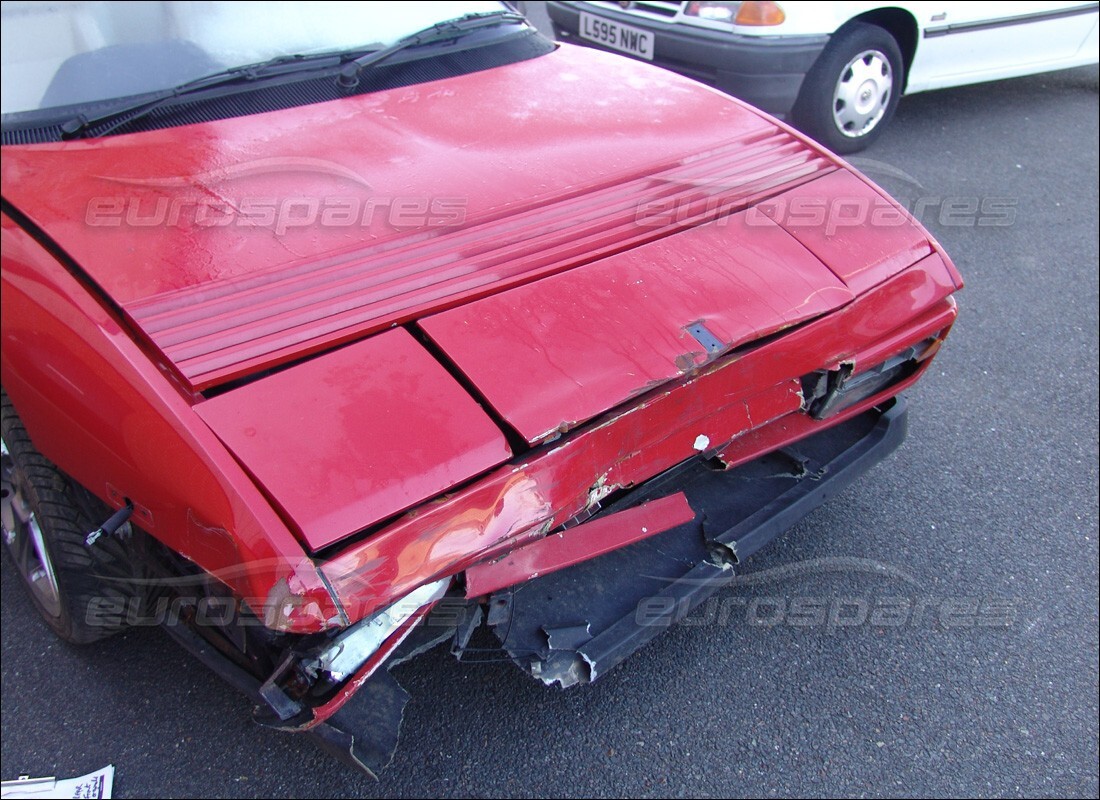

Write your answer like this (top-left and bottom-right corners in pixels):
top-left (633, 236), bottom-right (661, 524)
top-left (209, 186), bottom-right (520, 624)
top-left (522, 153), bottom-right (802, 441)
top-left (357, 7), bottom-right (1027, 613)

top-left (0, 0), bottom-right (505, 115)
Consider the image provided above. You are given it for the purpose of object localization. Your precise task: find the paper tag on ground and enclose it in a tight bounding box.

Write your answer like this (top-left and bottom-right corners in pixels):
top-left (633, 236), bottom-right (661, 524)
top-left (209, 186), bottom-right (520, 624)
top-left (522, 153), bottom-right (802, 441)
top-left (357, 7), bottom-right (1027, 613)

top-left (1, 766), bottom-right (113, 799)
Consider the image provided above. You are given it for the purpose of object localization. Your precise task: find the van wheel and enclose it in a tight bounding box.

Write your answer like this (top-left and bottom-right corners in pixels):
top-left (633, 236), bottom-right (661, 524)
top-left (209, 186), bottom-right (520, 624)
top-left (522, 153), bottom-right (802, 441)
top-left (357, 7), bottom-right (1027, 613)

top-left (793, 22), bottom-right (904, 153)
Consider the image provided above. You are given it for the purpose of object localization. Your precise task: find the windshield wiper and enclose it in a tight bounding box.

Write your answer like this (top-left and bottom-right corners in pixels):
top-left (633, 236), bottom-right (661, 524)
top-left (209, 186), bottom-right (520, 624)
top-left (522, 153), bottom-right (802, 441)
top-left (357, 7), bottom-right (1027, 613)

top-left (336, 10), bottom-right (527, 90)
top-left (57, 10), bottom-right (527, 140)
top-left (59, 52), bottom-right (350, 140)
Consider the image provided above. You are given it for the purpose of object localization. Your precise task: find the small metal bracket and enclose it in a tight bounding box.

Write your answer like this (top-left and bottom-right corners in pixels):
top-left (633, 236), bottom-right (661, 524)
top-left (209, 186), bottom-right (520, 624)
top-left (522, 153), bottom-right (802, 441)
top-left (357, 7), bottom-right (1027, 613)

top-left (685, 322), bottom-right (725, 356)
top-left (85, 501), bottom-right (134, 547)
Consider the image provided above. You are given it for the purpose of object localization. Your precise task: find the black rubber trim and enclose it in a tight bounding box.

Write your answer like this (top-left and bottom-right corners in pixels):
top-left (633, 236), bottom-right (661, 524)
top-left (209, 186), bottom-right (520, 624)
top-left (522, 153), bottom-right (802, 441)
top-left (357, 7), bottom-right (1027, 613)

top-left (923, 2), bottom-right (1098, 38)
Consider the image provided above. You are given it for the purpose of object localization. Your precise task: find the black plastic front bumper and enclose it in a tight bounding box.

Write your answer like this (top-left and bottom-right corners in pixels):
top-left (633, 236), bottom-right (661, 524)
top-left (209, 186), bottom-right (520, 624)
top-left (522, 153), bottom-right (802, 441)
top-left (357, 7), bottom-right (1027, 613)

top-left (487, 398), bottom-right (908, 686)
top-left (546, 1), bottom-right (828, 117)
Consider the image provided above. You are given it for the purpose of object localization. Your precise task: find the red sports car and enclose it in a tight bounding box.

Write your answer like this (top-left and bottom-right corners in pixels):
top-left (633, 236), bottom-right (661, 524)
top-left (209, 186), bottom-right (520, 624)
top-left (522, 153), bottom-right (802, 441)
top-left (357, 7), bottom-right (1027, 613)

top-left (0, 1), bottom-right (960, 775)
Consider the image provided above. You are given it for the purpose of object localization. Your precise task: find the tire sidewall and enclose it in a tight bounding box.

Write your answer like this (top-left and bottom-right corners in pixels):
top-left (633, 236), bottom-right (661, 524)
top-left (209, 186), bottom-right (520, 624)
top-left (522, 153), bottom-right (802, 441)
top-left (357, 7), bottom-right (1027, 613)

top-left (4, 457), bottom-right (82, 639)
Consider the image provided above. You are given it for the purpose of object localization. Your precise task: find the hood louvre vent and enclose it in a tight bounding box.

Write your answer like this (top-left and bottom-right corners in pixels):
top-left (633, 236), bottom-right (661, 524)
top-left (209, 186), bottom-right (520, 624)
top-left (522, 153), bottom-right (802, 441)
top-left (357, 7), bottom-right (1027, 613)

top-left (126, 130), bottom-right (834, 390)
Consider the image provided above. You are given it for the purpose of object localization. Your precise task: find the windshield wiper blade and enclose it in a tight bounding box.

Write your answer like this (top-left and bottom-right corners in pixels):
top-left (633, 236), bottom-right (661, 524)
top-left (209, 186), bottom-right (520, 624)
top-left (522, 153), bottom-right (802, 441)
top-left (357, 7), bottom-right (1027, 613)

top-left (59, 52), bottom-right (347, 140)
top-left (336, 10), bottom-right (527, 90)
top-left (57, 11), bottom-right (526, 139)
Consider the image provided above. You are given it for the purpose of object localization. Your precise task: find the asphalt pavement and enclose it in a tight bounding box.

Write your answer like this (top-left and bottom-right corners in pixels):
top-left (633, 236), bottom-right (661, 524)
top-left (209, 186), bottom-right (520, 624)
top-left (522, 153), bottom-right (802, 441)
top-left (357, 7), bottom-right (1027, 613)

top-left (2, 6), bottom-right (1097, 798)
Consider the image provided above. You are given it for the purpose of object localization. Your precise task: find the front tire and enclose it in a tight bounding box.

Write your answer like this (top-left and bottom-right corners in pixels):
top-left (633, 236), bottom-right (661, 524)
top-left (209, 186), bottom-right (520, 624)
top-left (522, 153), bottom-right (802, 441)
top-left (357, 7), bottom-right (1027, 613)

top-left (792, 22), bottom-right (904, 153)
top-left (1, 391), bottom-right (143, 643)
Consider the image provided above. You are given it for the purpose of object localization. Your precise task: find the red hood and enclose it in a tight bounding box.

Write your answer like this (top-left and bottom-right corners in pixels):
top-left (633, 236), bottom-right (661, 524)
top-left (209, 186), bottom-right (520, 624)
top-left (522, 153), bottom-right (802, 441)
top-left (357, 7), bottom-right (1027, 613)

top-left (1, 44), bottom-right (938, 550)
top-left (0, 44), bottom-right (847, 392)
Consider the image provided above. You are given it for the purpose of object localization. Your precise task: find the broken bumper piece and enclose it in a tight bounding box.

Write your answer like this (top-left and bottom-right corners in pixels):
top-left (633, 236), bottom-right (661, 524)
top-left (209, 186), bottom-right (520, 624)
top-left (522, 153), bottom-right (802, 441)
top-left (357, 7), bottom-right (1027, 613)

top-left (480, 398), bottom-right (908, 688)
top-left (246, 578), bottom-right (453, 776)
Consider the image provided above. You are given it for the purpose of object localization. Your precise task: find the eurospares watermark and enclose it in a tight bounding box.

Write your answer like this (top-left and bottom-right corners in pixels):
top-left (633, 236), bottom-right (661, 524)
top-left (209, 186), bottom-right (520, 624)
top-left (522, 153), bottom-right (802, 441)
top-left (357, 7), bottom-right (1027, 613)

top-left (82, 155), bottom-right (1016, 237)
top-left (633, 557), bottom-right (1019, 633)
top-left (634, 157), bottom-right (1017, 233)
top-left (638, 593), bottom-right (1017, 632)
top-left (82, 556), bottom-right (1019, 635)
top-left (84, 156), bottom-right (467, 234)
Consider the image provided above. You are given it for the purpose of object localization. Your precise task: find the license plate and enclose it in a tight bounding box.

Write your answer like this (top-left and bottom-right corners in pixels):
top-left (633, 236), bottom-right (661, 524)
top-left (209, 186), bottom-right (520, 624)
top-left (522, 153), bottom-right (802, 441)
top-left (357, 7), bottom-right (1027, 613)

top-left (578, 11), bottom-right (654, 60)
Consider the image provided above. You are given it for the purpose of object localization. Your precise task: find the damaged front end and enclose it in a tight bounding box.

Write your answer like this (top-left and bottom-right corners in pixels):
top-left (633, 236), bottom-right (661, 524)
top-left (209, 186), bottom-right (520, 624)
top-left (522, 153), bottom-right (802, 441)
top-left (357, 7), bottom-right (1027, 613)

top-left (185, 396), bottom-right (913, 776)
top-left (177, 252), bottom-right (956, 775)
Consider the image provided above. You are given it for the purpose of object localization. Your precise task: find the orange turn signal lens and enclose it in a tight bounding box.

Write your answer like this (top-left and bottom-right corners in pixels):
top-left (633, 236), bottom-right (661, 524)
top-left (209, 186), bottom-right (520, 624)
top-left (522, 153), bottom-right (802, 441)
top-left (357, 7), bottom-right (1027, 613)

top-left (734, 1), bottom-right (786, 26)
